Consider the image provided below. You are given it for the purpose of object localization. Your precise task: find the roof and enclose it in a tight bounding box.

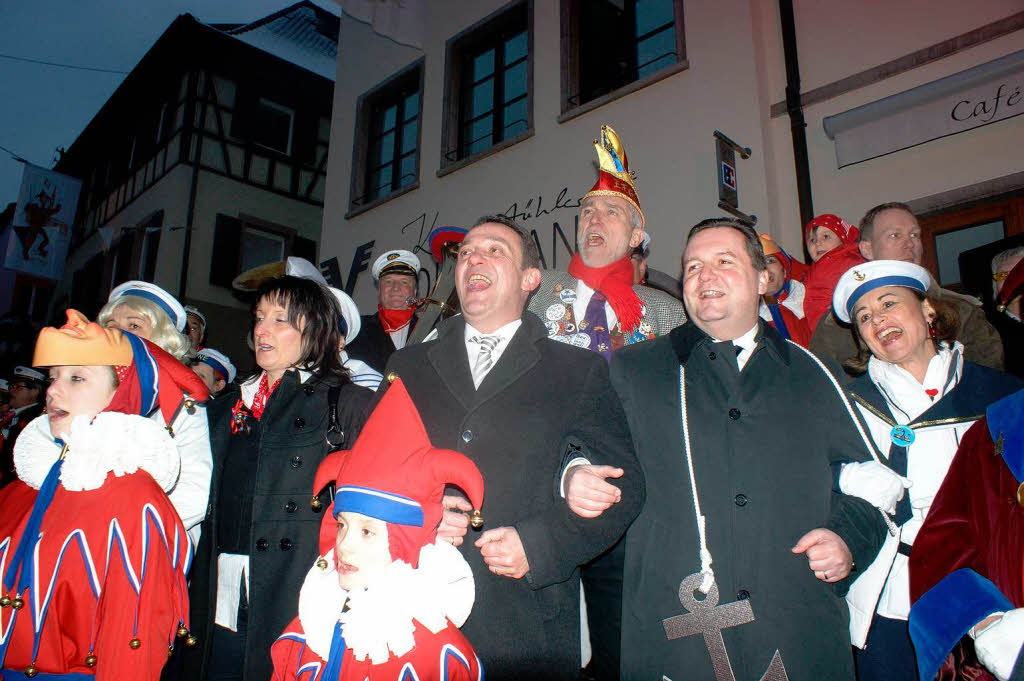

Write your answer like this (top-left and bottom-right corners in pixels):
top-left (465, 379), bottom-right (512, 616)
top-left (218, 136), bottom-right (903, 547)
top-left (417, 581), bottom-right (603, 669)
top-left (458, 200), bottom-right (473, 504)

top-left (215, 1), bottom-right (339, 81)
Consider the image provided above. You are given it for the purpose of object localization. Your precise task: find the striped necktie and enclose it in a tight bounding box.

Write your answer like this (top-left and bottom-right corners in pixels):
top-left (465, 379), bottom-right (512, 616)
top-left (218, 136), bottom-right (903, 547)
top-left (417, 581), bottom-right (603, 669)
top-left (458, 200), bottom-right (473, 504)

top-left (469, 335), bottom-right (501, 388)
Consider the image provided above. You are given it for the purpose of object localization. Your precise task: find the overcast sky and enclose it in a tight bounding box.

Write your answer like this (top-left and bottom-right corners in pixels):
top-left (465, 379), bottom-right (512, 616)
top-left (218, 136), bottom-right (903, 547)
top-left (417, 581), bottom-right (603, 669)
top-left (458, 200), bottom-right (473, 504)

top-left (0, 0), bottom-right (340, 208)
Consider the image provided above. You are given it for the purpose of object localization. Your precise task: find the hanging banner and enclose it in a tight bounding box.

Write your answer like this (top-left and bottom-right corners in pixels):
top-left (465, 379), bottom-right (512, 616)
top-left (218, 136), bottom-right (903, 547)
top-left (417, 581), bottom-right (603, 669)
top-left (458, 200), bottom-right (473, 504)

top-left (2, 163), bottom-right (82, 280)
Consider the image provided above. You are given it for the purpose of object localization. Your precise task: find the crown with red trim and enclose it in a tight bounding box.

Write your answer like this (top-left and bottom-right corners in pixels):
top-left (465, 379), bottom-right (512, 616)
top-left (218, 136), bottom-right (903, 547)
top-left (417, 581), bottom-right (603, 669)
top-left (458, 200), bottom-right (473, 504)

top-left (997, 256), bottom-right (1024, 313)
top-left (805, 213), bottom-right (858, 244)
top-left (34, 309), bottom-right (209, 425)
top-left (584, 125), bottom-right (644, 227)
top-left (428, 226), bottom-right (468, 264)
top-left (313, 378), bottom-right (484, 567)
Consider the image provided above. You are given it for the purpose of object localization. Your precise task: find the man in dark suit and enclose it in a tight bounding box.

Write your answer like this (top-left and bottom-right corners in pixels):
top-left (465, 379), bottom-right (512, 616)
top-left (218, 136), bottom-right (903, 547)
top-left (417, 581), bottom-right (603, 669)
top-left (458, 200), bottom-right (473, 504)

top-left (380, 215), bottom-right (644, 680)
top-left (346, 249), bottom-right (421, 373)
top-left (1, 366), bottom-right (46, 487)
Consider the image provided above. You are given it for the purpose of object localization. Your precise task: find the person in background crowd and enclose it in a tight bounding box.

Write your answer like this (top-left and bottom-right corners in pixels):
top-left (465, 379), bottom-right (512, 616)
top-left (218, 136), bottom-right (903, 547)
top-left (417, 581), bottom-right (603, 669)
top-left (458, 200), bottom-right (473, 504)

top-left (346, 249), bottom-right (421, 374)
top-left (758, 233), bottom-right (811, 347)
top-left (630, 233), bottom-right (650, 285)
top-left (194, 348), bottom-right (237, 397)
top-left (802, 213), bottom-right (866, 334)
top-left (529, 125), bottom-right (683, 680)
top-left (909, 385), bottom-right (1024, 681)
top-left (182, 275), bottom-right (372, 681)
top-left (812, 202), bottom-right (1005, 373)
top-left (0, 366), bottom-right (46, 487)
top-left (991, 246), bottom-right (1024, 379)
top-left (0, 309), bottom-right (203, 680)
top-left (185, 305), bottom-right (207, 352)
top-left (382, 216), bottom-right (644, 680)
top-left (830, 260), bottom-right (1021, 681)
top-left (606, 218), bottom-right (887, 680)
top-left (270, 380), bottom-right (484, 681)
top-left (0, 378), bottom-right (9, 404)
top-left (97, 280), bottom-right (212, 540)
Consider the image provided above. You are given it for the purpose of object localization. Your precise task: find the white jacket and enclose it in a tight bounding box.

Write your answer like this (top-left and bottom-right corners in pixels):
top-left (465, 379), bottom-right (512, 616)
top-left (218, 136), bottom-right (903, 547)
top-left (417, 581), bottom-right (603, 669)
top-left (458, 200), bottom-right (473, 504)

top-left (153, 398), bottom-right (212, 546)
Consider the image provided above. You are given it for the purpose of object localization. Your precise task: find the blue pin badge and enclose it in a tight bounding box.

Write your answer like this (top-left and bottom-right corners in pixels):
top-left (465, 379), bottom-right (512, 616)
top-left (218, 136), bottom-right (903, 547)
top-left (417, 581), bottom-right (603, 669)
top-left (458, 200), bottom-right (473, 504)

top-left (890, 424), bottom-right (916, 447)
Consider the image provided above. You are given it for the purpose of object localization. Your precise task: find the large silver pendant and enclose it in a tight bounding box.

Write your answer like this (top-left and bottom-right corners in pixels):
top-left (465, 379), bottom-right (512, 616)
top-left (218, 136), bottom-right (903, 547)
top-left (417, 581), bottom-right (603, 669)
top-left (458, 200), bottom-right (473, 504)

top-left (662, 572), bottom-right (789, 681)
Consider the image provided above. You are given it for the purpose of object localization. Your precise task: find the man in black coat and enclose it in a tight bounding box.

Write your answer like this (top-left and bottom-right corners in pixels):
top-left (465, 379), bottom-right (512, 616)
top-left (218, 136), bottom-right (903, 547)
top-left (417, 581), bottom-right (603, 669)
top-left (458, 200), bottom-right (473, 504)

top-left (380, 215), bottom-right (644, 680)
top-left (607, 218), bottom-right (888, 680)
top-left (0, 366), bottom-right (45, 488)
top-left (346, 249), bottom-right (421, 373)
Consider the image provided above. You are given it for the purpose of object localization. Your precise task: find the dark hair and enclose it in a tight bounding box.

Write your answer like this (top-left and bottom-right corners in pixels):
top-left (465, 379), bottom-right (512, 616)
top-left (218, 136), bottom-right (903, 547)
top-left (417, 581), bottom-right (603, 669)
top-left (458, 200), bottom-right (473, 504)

top-left (685, 217), bottom-right (767, 271)
top-left (470, 215), bottom-right (541, 270)
top-left (859, 202), bottom-right (914, 242)
top-left (253, 275), bottom-right (348, 382)
top-left (842, 290), bottom-right (959, 374)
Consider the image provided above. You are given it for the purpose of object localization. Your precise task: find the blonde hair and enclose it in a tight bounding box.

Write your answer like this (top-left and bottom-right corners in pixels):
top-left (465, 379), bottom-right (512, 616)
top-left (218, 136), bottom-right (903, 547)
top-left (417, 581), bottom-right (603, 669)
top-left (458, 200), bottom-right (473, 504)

top-left (97, 296), bottom-right (192, 360)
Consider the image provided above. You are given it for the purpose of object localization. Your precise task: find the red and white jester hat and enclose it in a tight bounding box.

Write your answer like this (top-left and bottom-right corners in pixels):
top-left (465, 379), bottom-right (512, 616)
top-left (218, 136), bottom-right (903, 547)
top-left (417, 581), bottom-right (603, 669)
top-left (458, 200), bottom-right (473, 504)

top-left (313, 378), bottom-right (485, 567)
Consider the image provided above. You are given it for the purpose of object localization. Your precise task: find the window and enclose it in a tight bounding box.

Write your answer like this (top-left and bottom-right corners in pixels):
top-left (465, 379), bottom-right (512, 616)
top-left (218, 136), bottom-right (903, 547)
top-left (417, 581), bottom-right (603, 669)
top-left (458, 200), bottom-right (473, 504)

top-left (561, 0), bottom-right (685, 114)
top-left (240, 226), bottom-right (287, 273)
top-left (252, 98), bottom-right (294, 155)
top-left (441, 2), bottom-right (532, 169)
top-left (350, 60), bottom-right (424, 211)
top-left (208, 214), bottom-right (317, 288)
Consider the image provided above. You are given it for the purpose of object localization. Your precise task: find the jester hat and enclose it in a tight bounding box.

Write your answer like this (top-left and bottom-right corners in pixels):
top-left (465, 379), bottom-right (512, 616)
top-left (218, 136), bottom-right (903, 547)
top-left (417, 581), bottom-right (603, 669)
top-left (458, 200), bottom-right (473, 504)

top-left (583, 125), bottom-right (644, 228)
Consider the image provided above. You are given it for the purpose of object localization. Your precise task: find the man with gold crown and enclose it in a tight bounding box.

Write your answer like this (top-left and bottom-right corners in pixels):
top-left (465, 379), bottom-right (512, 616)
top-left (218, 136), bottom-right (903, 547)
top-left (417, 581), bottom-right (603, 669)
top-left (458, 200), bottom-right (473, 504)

top-left (528, 125), bottom-right (686, 679)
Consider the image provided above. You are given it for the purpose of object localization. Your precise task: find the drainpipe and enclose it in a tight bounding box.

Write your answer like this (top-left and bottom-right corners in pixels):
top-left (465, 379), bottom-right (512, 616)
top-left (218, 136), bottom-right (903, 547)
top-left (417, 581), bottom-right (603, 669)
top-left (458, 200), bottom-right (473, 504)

top-left (178, 68), bottom-right (203, 302)
top-left (778, 0), bottom-right (815, 230)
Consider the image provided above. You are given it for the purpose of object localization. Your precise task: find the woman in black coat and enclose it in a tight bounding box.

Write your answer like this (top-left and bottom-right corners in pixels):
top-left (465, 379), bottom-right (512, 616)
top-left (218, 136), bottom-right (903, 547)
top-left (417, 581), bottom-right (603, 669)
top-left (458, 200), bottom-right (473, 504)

top-left (182, 276), bottom-right (372, 681)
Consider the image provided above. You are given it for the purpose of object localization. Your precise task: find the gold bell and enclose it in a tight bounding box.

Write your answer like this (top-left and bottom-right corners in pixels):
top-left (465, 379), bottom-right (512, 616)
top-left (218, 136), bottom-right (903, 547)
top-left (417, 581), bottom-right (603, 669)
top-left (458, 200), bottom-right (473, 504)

top-left (386, 371), bottom-right (398, 384)
top-left (186, 634), bottom-right (198, 647)
top-left (316, 557), bottom-right (329, 570)
top-left (168, 645), bottom-right (175, 657)
top-left (469, 509), bottom-right (484, 529)
top-left (310, 496), bottom-right (322, 511)
top-left (12, 596), bottom-right (24, 610)
top-left (85, 653), bottom-right (98, 667)
top-left (1016, 481), bottom-right (1024, 509)
top-left (176, 625), bottom-right (189, 638)
top-left (0, 594), bottom-right (10, 607)
top-left (129, 637), bottom-right (142, 650)
top-left (24, 664), bottom-right (38, 678)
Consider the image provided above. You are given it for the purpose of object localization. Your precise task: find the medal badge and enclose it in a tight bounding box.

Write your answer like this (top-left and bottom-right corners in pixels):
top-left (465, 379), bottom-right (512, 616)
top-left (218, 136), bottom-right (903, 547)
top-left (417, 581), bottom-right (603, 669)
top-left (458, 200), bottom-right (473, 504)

top-left (890, 425), bottom-right (915, 447)
top-left (546, 303), bottom-right (568, 322)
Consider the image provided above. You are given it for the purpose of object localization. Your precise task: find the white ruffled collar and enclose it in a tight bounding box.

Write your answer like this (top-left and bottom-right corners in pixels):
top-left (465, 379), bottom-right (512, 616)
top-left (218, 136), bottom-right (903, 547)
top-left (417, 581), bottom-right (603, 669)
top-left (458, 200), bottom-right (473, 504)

top-left (297, 540), bottom-right (475, 664)
top-left (868, 341), bottom-right (964, 423)
top-left (13, 412), bottom-right (180, 492)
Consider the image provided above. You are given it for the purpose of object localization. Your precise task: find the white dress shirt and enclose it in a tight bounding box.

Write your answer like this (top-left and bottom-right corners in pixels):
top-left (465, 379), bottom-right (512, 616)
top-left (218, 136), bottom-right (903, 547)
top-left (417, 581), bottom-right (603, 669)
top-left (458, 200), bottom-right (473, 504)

top-left (463, 319), bottom-right (522, 386)
top-left (389, 324), bottom-right (411, 350)
top-left (718, 323), bottom-right (759, 371)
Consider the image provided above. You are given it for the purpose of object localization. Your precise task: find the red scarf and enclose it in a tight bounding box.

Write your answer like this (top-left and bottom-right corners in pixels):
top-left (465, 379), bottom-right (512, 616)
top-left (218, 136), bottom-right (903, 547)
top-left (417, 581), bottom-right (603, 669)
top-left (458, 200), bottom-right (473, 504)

top-left (250, 373), bottom-right (282, 420)
top-left (568, 253), bottom-right (644, 333)
top-left (378, 304), bottom-right (416, 333)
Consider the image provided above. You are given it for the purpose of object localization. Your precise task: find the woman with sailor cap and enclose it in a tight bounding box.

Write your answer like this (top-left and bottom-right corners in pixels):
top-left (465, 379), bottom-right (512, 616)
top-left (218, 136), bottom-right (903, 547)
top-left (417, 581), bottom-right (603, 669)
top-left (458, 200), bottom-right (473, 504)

top-left (830, 260), bottom-right (1021, 681)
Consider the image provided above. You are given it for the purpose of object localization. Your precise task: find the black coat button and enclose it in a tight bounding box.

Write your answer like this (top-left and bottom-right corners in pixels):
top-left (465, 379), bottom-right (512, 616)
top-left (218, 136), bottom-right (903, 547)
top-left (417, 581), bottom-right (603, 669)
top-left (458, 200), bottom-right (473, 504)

top-left (734, 493), bottom-right (748, 507)
top-left (293, 417), bottom-right (305, 428)
top-left (737, 589), bottom-right (750, 600)
top-left (256, 538), bottom-right (268, 551)
top-left (280, 538), bottom-right (293, 551)
top-left (290, 456), bottom-right (303, 469)
top-left (303, 386), bottom-right (314, 395)
top-left (461, 429), bottom-right (474, 443)
top-left (284, 501), bottom-right (297, 513)
top-left (729, 408), bottom-right (741, 420)
top-left (708, 352), bottom-right (717, 360)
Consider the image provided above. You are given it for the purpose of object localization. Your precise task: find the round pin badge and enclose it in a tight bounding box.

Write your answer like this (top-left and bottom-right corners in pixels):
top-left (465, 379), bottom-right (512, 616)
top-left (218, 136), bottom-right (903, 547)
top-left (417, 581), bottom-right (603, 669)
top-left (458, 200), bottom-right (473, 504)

top-left (546, 303), bottom-right (567, 321)
top-left (570, 333), bottom-right (592, 348)
top-left (564, 322), bottom-right (576, 333)
top-left (559, 288), bottom-right (578, 303)
top-left (890, 425), bottom-right (916, 447)
top-left (545, 321), bottom-right (560, 336)
top-left (553, 334), bottom-right (572, 344)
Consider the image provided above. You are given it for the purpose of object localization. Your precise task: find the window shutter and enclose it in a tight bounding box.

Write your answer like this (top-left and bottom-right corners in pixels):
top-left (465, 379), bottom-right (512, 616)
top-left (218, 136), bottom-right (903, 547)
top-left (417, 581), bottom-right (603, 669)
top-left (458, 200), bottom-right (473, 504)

top-left (291, 235), bottom-right (317, 264)
top-left (210, 214), bottom-right (243, 287)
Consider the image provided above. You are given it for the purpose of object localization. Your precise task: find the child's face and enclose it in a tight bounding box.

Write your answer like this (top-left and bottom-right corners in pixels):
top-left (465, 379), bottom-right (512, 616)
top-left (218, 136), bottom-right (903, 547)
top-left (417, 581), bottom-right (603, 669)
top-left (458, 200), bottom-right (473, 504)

top-left (191, 362), bottom-right (225, 395)
top-left (46, 366), bottom-right (118, 439)
top-left (335, 511), bottom-right (392, 591)
top-left (806, 226), bottom-right (843, 262)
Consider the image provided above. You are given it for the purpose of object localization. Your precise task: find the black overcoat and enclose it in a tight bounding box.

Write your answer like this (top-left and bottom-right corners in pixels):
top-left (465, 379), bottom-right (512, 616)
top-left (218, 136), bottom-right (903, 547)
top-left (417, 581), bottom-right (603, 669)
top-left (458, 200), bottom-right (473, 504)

top-left (610, 321), bottom-right (887, 681)
top-left (381, 312), bottom-right (644, 680)
top-left (346, 312), bottom-right (417, 374)
top-left (181, 371), bottom-right (372, 681)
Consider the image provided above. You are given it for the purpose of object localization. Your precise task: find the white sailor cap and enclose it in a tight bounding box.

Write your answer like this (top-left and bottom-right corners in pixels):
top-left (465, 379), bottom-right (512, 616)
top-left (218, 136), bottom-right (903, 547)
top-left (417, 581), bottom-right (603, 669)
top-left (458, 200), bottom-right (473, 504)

top-left (0, 379), bottom-right (8, 392)
top-left (196, 348), bottom-right (237, 384)
top-left (283, 257), bottom-right (362, 344)
top-left (108, 280), bottom-right (187, 332)
top-left (184, 305), bottom-right (207, 331)
top-left (833, 260), bottom-right (932, 324)
top-left (371, 250), bottom-right (420, 281)
top-left (13, 366), bottom-right (46, 385)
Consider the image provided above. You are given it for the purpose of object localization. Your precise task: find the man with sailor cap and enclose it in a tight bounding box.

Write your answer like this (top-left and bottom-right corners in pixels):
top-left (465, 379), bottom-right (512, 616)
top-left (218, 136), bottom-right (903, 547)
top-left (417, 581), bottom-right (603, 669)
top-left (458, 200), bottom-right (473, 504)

top-left (346, 249), bottom-right (422, 374)
top-left (193, 348), bottom-right (237, 397)
top-left (185, 305), bottom-right (208, 352)
top-left (0, 366), bottom-right (47, 487)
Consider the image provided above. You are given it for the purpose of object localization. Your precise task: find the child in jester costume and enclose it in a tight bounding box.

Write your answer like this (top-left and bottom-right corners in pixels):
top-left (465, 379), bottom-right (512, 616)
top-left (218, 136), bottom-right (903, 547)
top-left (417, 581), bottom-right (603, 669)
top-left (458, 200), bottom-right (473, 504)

top-left (270, 379), bottom-right (484, 681)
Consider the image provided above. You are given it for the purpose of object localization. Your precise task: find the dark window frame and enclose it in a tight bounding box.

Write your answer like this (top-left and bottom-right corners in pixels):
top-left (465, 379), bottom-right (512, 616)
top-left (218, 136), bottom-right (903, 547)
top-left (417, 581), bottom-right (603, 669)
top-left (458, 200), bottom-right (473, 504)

top-left (559, 0), bottom-right (687, 121)
top-left (252, 97), bottom-right (296, 156)
top-left (439, 1), bottom-right (534, 176)
top-left (348, 58), bottom-right (425, 217)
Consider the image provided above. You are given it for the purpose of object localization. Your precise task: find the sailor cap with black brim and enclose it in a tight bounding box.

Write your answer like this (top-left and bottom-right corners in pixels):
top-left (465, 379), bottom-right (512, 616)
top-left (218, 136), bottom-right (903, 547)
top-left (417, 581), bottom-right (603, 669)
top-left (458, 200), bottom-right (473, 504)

top-left (108, 280), bottom-right (187, 332)
top-left (371, 250), bottom-right (420, 281)
top-left (13, 366), bottom-right (47, 386)
top-left (184, 305), bottom-right (207, 331)
top-left (833, 260), bottom-right (932, 324)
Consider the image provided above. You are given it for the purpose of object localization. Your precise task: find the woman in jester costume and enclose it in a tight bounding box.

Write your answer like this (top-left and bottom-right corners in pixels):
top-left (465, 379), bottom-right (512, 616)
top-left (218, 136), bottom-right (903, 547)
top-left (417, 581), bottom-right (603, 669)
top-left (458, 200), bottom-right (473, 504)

top-left (0, 310), bottom-right (207, 680)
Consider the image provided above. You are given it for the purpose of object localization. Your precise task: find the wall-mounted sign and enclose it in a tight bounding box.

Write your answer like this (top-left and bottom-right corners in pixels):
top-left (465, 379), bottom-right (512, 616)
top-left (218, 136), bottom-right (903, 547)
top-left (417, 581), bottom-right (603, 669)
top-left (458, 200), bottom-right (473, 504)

top-left (824, 49), bottom-right (1024, 168)
top-left (2, 163), bottom-right (82, 280)
top-left (714, 131), bottom-right (756, 225)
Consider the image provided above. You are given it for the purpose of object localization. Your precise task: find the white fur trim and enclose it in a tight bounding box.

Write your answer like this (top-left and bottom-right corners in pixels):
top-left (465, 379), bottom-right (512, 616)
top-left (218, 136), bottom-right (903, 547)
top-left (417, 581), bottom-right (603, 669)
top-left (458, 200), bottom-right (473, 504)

top-left (296, 540), bottom-right (476, 664)
top-left (13, 412), bottom-right (180, 492)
